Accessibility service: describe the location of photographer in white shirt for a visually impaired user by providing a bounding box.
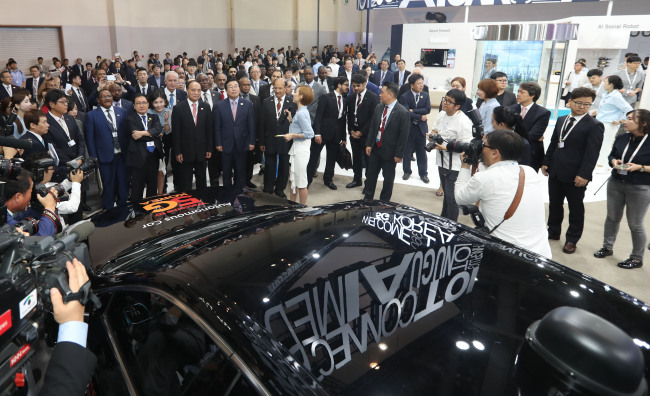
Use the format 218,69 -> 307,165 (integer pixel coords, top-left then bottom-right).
455,130 -> 552,258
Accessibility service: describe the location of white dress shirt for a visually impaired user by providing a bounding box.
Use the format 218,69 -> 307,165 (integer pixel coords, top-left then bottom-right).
455,161 -> 552,258
432,110 -> 473,171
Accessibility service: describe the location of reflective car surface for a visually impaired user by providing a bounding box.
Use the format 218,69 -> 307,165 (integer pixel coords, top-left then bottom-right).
87,187 -> 650,395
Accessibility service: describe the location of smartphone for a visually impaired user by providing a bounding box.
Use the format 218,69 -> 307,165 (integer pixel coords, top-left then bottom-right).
614,164 -> 631,170
106,75 -> 116,82
115,53 -> 120,58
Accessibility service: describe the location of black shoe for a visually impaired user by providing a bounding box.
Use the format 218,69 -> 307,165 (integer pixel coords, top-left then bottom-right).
402,173 -> 411,180
82,204 -> 92,212
421,175 -> 430,183
313,171 -> 319,178
617,257 -> 643,269
594,247 -> 613,258
258,168 -> 264,175
246,181 -> 257,188
275,191 -> 287,199
410,156 -> 415,161
346,181 -> 362,188
325,182 -> 337,190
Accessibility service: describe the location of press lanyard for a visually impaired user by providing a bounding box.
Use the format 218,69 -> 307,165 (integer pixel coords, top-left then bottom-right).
621,134 -> 648,164
625,71 -> 638,88
560,115 -> 581,142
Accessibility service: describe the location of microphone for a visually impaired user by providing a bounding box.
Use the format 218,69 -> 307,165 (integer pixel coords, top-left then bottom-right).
0,136 -> 32,150
47,221 -> 95,255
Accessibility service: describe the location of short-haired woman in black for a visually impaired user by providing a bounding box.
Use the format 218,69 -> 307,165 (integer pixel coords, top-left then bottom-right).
594,109 -> 650,269
491,106 -> 532,167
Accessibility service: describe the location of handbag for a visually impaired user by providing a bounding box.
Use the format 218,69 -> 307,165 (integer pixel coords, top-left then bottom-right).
337,145 -> 353,170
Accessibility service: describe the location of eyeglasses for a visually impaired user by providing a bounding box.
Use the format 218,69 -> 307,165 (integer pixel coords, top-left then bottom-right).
495,79 -> 508,83
483,142 -> 495,149
442,98 -> 456,105
572,101 -> 592,108
56,99 -> 68,104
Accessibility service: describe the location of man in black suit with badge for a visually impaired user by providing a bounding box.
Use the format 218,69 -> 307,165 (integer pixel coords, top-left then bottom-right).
26,65 -> 44,98
399,74 -> 431,183
346,73 -> 379,188
364,82 -> 410,201
44,90 -> 86,180
542,87 -> 604,254
0,71 -> 19,100
172,80 -> 214,192
259,78 -> 296,197
307,76 -> 349,189
126,93 -> 162,201
508,82 -> 551,172
20,109 -> 50,157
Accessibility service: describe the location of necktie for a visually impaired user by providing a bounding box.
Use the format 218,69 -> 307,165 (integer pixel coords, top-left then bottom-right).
220,90 -> 225,100
58,117 -> 70,138
5,86 -> 12,96
254,81 -> 258,94
377,105 -> 388,148
415,94 -> 420,106
337,95 -> 342,118
106,109 -> 120,153
105,110 -> 116,130
76,88 -> 86,111
355,94 -> 362,125
142,86 -> 147,94
562,117 -> 576,139
231,100 -> 237,120
192,102 -> 197,125
521,105 -> 528,118
276,99 -> 282,119
381,71 -> 385,83
34,79 -> 38,94
169,93 -> 174,108
115,101 -> 121,108
203,92 -> 209,104
141,115 -> 147,130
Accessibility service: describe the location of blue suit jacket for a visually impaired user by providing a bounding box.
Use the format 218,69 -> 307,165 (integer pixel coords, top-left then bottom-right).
85,106 -> 129,163
372,70 -> 394,87
398,90 -> 431,136
214,98 -> 256,154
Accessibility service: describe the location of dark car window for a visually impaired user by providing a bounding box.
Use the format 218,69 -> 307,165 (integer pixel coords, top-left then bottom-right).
99,291 -> 258,396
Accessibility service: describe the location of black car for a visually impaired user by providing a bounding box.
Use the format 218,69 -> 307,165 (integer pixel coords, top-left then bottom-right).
2,187 -> 649,395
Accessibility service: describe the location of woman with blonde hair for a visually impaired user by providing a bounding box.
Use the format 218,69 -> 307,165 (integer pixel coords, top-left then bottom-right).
284,85 -> 314,204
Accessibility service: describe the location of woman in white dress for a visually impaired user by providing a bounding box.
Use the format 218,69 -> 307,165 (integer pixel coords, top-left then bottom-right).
284,85 -> 314,204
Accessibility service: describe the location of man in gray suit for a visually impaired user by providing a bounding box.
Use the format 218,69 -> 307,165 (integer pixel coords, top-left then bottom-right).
363,82 -> 410,201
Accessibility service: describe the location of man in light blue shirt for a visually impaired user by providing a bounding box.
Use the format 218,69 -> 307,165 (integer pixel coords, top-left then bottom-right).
8,60 -> 26,88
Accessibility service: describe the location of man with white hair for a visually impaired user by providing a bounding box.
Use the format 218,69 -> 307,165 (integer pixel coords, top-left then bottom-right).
249,66 -> 268,96
164,71 -> 187,109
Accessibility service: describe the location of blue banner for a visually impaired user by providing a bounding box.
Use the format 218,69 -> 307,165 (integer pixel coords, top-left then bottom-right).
357,0 -> 601,11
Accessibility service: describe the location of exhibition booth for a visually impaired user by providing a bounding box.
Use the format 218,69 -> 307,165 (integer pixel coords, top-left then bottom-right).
393,15 -> 650,116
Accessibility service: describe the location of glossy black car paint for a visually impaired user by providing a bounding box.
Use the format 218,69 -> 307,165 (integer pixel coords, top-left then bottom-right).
89,187 -> 650,395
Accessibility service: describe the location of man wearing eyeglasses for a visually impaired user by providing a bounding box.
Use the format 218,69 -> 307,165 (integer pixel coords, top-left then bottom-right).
542,87 -> 604,254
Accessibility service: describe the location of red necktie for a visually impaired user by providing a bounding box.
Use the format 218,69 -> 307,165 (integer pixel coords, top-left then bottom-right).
276,99 -> 282,119
220,90 -> 225,100
377,105 -> 388,148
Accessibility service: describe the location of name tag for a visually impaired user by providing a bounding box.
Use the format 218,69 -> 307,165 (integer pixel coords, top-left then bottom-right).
67,139 -> 76,147
112,132 -> 118,138
146,141 -> 154,147
558,142 -> 564,149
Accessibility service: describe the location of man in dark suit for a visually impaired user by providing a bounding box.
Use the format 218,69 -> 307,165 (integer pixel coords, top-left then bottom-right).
259,78 -> 296,197
196,73 -> 221,187
81,63 -> 94,92
542,87 -> 604,254
20,109 -> 50,157
172,81 -> 213,192
364,82 -> 410,201
316,66 -> 333,94
393,59 -> 411,88
85,88 -> 130,209
126,94 -> 162,201
0,71 -> 19,100
370,60 -> 394,88
214,79 -> 256,191
399,74 -> 431,183
26,65 -> 44,98
148,64 -> 165,90
258,69 -> 283,102
163,71 -> 187,109
361,64 -> 382,96
133,67 -> 156,98
477,72 -> 517,108
307,76 -> 349,189
338,57 -> 360,86
346,73 -> 380,188
196,73 -> 218,110
44,90 -> 86,181
239,76 -> 262,189
69,74 -> 90,113
41,259 -> 97,396
508,82 -> 551,172
108,83 -> 133,115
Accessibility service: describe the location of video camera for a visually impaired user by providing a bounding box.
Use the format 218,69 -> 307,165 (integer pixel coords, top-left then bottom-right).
22,158 -> 70,214
425,108 -> 485,166
66,156 -> 97,179
0,222 -> 98,394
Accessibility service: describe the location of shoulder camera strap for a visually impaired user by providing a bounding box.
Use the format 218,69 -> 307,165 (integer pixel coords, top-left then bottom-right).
488,166 -> 525,235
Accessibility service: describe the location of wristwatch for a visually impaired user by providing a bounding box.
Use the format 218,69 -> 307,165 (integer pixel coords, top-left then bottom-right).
641,166 -> 646,173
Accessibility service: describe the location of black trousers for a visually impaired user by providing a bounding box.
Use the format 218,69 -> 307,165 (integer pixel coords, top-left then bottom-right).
263,152 -> 290,194
363,149 -> 396,201
221,150 -> 247,190
207,149 -> 221,187
307,138 -> 338,185
130,154 -> 159,202
402,130 -> 428,177
547,176 -> 586,243
174,160 -> 206,192
350,135 -> 368,182
245,150 -> 257,184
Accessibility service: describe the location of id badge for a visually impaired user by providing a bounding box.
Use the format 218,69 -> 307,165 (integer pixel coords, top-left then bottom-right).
376,132 -> 382,142
146,141 -> 155,153
112,131 -> 118,138
68,139 -> 76,147
558,142 -> 565,149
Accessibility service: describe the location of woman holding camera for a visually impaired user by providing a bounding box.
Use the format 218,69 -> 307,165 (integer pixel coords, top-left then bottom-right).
594,109 -> 650,269
283,85 -> 314,204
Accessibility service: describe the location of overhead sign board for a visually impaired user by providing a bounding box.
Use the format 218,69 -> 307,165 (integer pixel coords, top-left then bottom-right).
358,0 -> 601,11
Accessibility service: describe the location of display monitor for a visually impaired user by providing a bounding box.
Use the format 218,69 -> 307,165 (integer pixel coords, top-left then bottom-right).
420,48 -> 454,68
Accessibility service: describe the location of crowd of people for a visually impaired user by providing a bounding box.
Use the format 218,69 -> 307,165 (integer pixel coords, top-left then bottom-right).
0,45 -> 648,268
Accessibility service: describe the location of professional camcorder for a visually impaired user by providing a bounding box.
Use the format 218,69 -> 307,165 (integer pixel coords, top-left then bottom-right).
0,158 -> 23,179
24,158 -> 70,213
66,156 -> 97,179
0,222 -> 98,395
425,108 -> 485,166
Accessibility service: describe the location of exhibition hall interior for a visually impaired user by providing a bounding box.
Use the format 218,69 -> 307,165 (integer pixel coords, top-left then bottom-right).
1,0 -> 650,393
